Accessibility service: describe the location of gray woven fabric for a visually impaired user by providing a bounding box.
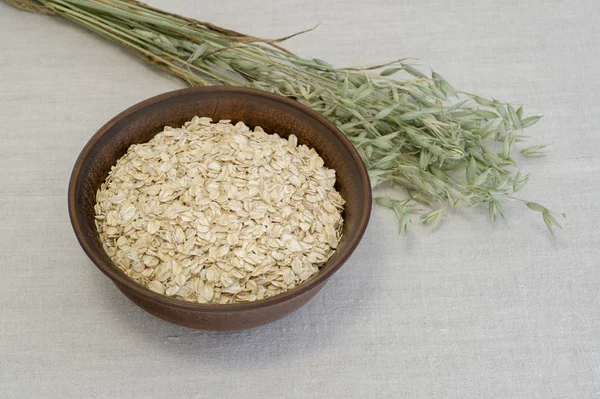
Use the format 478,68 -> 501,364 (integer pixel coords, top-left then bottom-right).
1,0 -> 598,397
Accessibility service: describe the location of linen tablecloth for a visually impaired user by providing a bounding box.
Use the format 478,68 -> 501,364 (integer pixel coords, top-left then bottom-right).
1,0 -> 598,397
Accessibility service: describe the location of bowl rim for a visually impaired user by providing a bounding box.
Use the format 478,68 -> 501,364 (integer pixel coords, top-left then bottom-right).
68,86 -> 371,312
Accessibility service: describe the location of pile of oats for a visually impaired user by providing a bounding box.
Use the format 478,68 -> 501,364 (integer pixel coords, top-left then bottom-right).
94,117 -> 344,304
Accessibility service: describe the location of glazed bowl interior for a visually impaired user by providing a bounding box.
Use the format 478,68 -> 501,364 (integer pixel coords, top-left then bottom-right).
69,87 -> 371,312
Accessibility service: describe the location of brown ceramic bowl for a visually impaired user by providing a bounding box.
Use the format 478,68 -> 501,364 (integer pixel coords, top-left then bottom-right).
69,87 -> 371,330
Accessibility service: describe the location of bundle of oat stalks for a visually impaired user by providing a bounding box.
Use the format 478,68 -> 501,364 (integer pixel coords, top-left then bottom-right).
8,0 -> 562,235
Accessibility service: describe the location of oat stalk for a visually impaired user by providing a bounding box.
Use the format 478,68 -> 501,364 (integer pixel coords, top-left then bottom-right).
7,0 -> 562,236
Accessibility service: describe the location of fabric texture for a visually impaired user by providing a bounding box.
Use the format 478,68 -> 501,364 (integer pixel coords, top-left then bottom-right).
0,0 -> 598,397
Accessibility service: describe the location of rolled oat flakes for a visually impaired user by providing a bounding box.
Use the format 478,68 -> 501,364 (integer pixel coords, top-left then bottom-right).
94,117 -> 344,304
